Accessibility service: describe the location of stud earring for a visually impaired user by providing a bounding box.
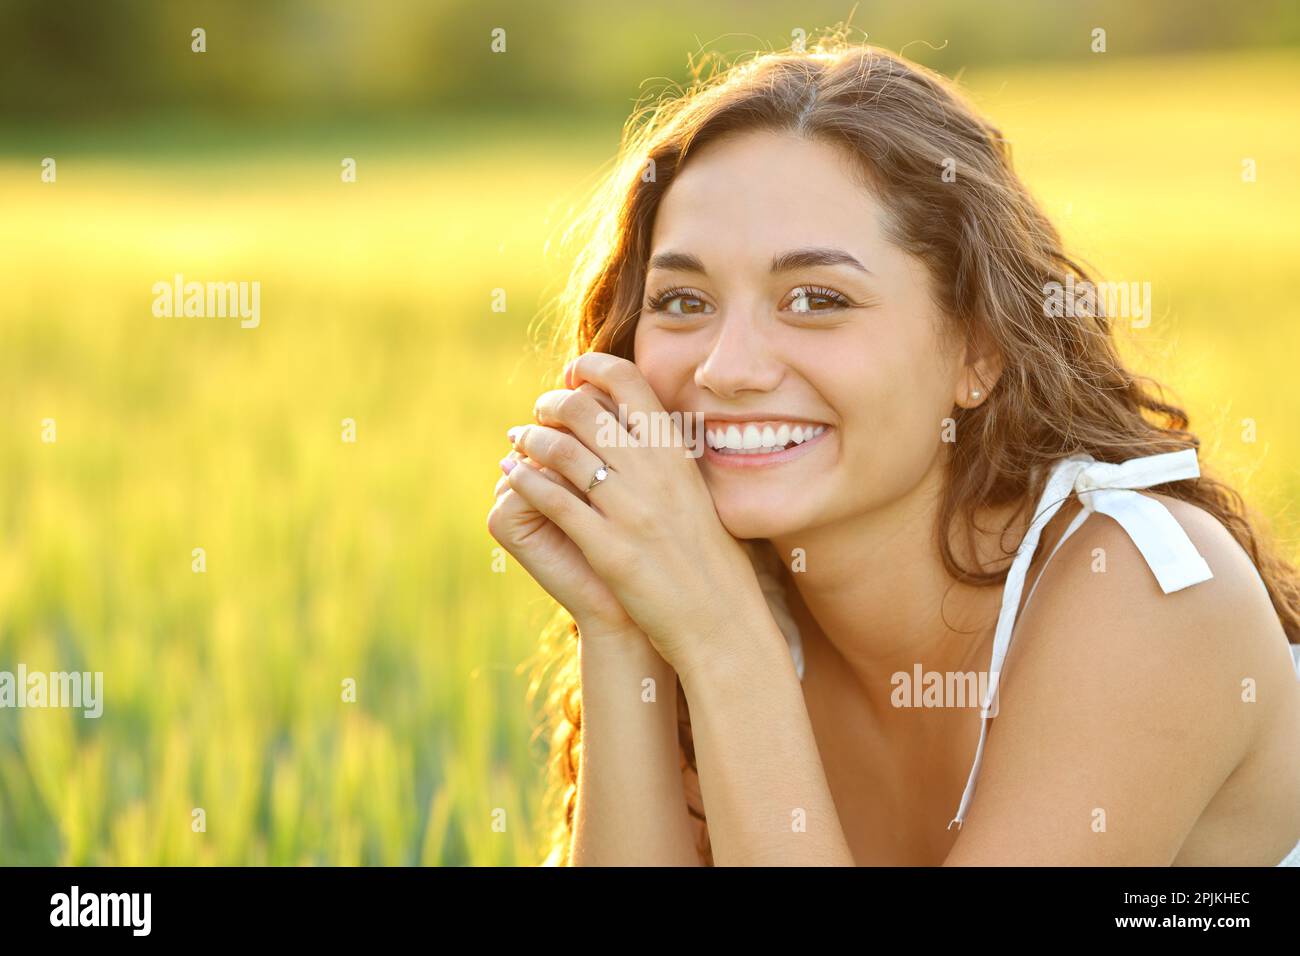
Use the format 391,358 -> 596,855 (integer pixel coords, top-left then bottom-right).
971,389 -> 982,400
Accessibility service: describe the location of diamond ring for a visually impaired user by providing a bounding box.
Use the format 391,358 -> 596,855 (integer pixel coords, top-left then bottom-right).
586,462 -> 613,492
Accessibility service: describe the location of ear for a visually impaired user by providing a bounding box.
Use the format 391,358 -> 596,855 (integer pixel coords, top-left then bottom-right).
953,335 -> 1004,410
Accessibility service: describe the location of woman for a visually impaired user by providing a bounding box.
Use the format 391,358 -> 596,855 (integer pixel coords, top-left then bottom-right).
487,42 -> 1300,866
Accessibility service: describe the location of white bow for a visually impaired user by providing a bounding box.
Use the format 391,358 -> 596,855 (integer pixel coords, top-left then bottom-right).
947,448 -> 1213,830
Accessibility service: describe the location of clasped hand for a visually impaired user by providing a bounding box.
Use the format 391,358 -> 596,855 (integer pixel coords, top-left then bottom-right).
488,352 -> 772,675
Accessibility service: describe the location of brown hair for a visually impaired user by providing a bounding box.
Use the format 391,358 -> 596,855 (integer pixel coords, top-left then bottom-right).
525,38 -> 1300,866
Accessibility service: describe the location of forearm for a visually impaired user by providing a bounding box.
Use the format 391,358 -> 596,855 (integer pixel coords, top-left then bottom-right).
677,613 -> 856,866
569,627 -> 702,866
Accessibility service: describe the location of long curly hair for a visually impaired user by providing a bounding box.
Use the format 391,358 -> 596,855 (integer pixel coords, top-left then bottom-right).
523,38 -> 1300,866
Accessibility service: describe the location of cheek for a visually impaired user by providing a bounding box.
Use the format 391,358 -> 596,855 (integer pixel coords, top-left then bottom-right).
824,329 -> 956,492
632,327 -> 692,401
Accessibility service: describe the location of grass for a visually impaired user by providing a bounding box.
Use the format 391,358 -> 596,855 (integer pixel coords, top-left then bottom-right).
0,49 -> 1296,864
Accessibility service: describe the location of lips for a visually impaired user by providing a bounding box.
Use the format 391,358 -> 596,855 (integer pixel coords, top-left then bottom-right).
704,420 -> 826,455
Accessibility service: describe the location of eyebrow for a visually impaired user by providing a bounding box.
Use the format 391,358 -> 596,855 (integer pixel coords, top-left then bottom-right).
646,246 -> 871,276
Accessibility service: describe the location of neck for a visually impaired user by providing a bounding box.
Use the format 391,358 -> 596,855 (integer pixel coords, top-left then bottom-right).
769,454 -> 1016,701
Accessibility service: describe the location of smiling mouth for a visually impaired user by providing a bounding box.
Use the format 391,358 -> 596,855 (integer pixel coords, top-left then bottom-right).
704,420 -> 828,456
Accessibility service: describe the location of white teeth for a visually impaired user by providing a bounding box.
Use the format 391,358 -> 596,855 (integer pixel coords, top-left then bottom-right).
704,422 -> 828,454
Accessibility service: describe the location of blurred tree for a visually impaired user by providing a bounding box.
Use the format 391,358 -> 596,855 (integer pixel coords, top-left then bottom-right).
0,0 -> 1297,121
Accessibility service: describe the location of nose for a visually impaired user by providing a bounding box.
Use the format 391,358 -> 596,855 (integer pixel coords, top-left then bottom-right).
694,310 -> 785,399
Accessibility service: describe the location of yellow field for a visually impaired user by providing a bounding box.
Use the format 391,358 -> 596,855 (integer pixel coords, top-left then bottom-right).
0,49 -> 1296,864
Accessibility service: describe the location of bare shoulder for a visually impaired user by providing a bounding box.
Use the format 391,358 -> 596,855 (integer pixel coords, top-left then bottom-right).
945,490 -> 1295,864
1012,491 -> 1293,749
1023,491 -> 1290,686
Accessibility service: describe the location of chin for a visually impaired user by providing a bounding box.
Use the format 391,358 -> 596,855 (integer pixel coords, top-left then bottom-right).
712,496 -> 818,542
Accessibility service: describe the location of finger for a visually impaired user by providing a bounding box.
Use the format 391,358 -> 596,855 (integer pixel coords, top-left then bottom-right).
535,462 -> 588,498
497,452 -> 587,500
564,353 -> 678,450
506,454 -> 601,551
565,352 -> 664,416
495,450 -> 522,497
575,382 -> 618,416
523,456 -> 590,498
508,424 -> 609,496
532,387 -> 629,458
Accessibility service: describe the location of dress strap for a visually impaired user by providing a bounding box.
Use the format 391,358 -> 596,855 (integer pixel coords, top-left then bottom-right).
947,448 -> 1213,830
745,540 -> 805,679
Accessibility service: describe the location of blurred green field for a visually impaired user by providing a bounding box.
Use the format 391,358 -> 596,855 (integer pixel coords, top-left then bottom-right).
1,49 -> 1297,864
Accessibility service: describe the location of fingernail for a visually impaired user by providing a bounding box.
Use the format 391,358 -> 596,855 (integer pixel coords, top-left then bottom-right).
506,426 -> 521,444
500,457 -> 518,476
563,360 -> 574,388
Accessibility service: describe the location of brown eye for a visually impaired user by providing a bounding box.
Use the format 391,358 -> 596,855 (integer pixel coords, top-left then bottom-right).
647,287 -> 714,316
669,295 -> 709,314
786,285 -> 850,313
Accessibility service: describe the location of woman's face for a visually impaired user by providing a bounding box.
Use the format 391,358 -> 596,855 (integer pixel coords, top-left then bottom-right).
633,129 -> 970,540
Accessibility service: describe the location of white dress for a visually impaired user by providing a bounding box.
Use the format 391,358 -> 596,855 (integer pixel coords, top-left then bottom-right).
749,448 -> 1300,866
